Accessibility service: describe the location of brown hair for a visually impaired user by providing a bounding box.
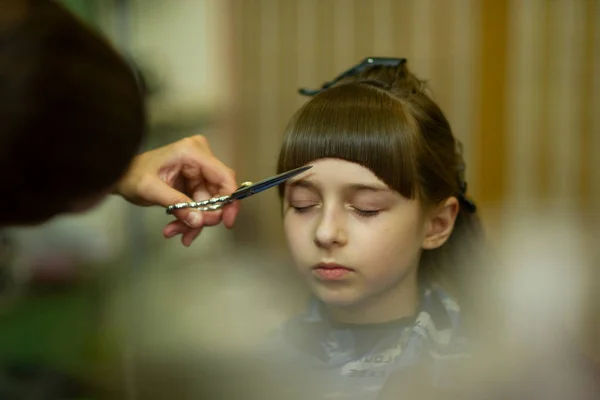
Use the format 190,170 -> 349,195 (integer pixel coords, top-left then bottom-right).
277,61 -> 485,299
0,0 -> 146,225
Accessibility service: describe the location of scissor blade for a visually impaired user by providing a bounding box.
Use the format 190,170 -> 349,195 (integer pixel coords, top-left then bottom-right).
231,165 -> 312,201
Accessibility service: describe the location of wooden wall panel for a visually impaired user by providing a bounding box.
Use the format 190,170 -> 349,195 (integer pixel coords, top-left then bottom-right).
226,0 -> 599,247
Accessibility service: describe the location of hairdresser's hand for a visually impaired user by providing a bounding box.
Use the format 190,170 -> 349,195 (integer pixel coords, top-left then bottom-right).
114,135 -> 240,246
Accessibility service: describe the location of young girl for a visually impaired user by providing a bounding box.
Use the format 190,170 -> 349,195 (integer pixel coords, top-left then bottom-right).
264,57 -> 485,399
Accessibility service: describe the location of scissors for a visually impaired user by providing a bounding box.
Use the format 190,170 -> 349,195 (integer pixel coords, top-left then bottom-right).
165,165 -> 312,214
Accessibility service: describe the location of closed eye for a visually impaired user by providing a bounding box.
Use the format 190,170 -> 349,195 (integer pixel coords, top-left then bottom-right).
292,205 -> 316,213
352,208 -> 380,218
292,206 -> 380,217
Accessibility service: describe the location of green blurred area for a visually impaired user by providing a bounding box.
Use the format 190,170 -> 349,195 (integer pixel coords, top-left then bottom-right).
0,285 -> 100,373
58,0 -> 99,27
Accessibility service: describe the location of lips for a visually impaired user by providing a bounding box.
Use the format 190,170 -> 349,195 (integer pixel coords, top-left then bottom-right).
313,262 -> 354,271
312,262 -> 354,280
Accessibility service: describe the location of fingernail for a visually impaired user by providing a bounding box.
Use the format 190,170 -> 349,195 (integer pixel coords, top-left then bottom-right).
186,211 -> 202,228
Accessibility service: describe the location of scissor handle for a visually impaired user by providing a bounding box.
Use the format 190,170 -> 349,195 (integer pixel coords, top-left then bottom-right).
165,182 -> 254,215
165,195 -> 229,214
164,165 -> 312,215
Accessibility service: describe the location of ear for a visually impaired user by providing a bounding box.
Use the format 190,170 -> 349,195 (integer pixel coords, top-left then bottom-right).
422,197 -> 460,250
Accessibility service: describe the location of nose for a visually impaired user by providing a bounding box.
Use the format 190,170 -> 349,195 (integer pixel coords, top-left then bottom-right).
313,206 -> 348,249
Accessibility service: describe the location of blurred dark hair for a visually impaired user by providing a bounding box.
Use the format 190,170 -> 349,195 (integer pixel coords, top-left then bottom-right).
0,0 -> 146,225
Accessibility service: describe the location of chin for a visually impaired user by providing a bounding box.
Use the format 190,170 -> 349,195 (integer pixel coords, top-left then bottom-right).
311,285 -> 364,308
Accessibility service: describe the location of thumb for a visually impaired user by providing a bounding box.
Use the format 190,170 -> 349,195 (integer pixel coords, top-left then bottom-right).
141,176 -> 205,229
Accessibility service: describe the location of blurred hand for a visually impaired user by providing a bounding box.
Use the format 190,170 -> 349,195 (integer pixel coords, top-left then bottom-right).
114,135 -> 240,246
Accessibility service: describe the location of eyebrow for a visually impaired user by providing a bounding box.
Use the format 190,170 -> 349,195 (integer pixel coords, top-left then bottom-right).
287,179 -> 391,193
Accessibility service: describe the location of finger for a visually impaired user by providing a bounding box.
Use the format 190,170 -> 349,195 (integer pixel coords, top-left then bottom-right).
222,201 -> 241,229
200,208 -> 225,227
147,179 -> 207,229
163,220 -> 188,238
185,185 -> 225,228
140,175 -> 194,207
172,208 -> 204,229
138,175 -> 208,228
181,152 -> 238,195
170,186 -> 222,228
181,227 -> 203,247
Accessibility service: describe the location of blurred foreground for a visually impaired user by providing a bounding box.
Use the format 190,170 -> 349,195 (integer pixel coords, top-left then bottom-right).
93,204 -> 599,399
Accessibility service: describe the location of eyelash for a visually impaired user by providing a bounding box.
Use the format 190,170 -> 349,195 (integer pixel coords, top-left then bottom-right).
291,206 -> 380,218
353,209 -> 380,218
291,206 -> 313,214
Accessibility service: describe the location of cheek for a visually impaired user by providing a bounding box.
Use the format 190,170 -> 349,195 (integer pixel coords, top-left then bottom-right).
354,225 -> 397,259
283,214 -> 309,251
351,218 -> 423,272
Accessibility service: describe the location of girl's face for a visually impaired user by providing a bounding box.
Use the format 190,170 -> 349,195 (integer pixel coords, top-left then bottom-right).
283,158 -> 448,323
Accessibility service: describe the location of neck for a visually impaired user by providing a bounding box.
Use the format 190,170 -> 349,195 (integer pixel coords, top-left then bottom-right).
325,269 -> 420,324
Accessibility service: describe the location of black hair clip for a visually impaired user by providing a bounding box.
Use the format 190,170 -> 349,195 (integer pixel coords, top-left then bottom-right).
458,182 -> 477,213
454,141 -> 476,213
298,57 -> 407,96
